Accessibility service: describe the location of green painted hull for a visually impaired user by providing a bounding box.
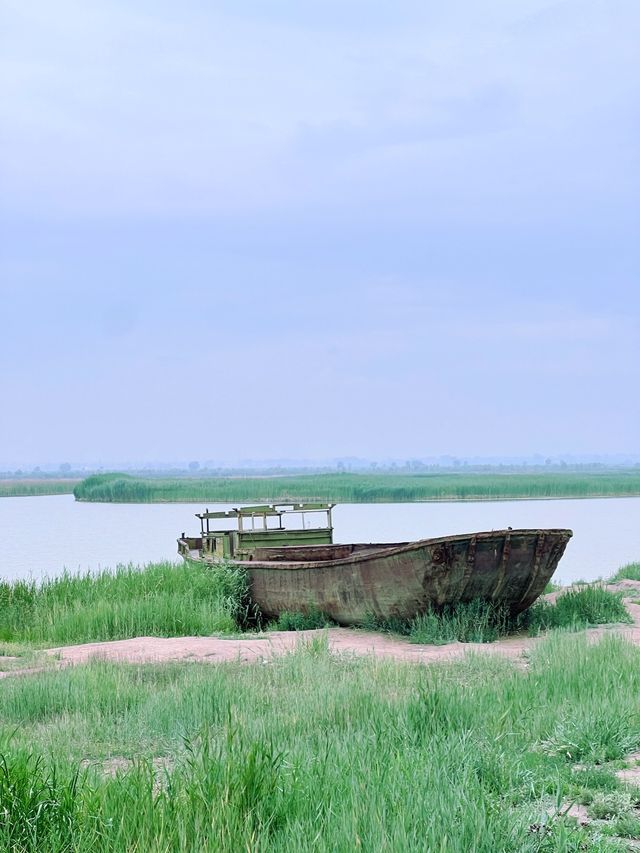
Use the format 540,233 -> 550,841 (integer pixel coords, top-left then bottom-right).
182,528 -> 572,626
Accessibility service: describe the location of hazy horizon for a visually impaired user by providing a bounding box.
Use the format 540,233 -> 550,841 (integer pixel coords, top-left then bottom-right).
3,452 -> 640,475
2,1 -> 638,464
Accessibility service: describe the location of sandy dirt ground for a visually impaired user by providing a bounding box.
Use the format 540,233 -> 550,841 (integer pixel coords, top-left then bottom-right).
3,581 -> 640,678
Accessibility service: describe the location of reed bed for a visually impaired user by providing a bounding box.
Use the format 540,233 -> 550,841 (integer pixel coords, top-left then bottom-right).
0,561 -> 251,645
73,470 -> 640,503
1,633 -> 639,851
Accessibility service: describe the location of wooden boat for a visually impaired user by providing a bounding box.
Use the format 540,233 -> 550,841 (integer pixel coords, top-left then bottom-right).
177,503 -> 572,626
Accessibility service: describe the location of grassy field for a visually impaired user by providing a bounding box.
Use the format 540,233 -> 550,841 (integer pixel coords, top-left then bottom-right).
1,562 -> 639,850
0,478 -> 79,498
2,633 -> 640,850
73,469 -> 640,503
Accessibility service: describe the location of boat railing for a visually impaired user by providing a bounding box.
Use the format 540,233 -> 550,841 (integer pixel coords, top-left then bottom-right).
196,503 -> 334,536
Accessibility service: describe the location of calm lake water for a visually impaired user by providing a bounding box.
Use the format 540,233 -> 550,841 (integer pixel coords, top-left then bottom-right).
1,494 -> 639,584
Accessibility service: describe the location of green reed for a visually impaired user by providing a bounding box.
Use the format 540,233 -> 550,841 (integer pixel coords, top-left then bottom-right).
0,561 -> 251,645
73,469 -> 640,503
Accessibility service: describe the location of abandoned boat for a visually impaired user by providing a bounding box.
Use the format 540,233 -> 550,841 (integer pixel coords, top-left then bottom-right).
177,503 -> 572,626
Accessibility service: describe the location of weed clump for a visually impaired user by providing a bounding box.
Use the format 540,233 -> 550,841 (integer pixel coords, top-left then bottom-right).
409,599 -> 521,644
587,790 -> 634,820
610,812 -> 640,838
528,586 -> 631,634
365,599 -> 524,644
553,712 -> 640,763
570,766 -> 620,794
272,609 -> 333,631
609,562 -> 640,582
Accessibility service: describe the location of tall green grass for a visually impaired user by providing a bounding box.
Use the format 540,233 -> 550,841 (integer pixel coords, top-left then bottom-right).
0,633 -> 638,851
609,562 -> 640,582
527,586 -> 632,633
363,587 -> 631,645
73,469 -> 640,503
408,599 -> 520,644
0,561 -> 252,645
272,608 -> 333,631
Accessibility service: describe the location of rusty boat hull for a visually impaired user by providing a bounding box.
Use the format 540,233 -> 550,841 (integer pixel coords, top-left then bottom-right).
181,528 -> 572,626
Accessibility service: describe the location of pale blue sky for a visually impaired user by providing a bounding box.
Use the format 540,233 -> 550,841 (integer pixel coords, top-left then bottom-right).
1,0 -> 638,466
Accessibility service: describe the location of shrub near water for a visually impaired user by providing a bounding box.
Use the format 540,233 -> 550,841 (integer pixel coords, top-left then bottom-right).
0,561 -> 251,645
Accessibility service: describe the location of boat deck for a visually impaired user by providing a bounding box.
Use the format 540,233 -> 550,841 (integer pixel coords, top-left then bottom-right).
186,542 -> 407,566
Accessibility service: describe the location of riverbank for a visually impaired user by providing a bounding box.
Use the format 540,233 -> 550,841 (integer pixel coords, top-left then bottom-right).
2,564 -> 640,850
72,469 -> 640,503
1,557 -> 638,657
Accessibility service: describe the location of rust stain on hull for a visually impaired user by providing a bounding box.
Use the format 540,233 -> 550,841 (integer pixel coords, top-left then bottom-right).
184,528 -> 572,626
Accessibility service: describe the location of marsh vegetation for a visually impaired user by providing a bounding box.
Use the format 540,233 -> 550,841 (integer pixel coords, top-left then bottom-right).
73,469 -> 640,503
1,561 -> 639,850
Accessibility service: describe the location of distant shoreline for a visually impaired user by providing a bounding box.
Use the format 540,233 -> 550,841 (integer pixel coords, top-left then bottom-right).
69,470 -> 640,504
0,479 -> 80,498
4,470 -> 640,504
71,493 -> 640,505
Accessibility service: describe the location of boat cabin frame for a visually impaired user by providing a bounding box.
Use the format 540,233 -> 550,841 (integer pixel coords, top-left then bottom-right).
182,503 -> 335,561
